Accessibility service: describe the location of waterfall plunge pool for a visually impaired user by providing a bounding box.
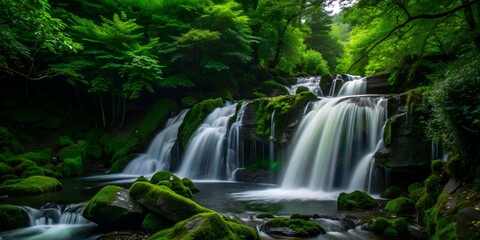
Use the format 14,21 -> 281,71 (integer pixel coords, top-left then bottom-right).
0,175 -> 391,240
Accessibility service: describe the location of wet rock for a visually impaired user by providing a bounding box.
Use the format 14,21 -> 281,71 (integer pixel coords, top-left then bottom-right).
233,168 -> 269,183
83,186 -> 144,229
442,179 -> 462,194
261,217 -> 326,238
456,207 -> 480,240
337,191 -> 379,210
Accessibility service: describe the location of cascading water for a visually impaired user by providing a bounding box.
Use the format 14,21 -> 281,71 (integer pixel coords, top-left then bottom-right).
269,110 -> 276,183
176,103 -> 237,180
286,76 -> 323,96
226,101 -> 249,180
281,78 -> 387,192
123,110 -> 188,175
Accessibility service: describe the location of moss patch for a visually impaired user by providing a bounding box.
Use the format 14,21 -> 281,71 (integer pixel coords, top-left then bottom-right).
181,177 -> 199,193
150,171 -> 193,199
262,217 -> 326,238
384,197 -> 415,214
0,176 -> 62,196
18,149 -> 54,166
0,204 -> 29,231
61,157 -> 84,177
337,191 -> 379,210
380,186 -> 402,199
142,213 -> 175,232
178,98 -> 223,148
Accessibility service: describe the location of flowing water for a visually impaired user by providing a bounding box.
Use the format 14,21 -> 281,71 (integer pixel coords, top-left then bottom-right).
176,103 -> 237,180
226,101 -> 249,180
123,109 -> 188,175
286,76 -> 324,96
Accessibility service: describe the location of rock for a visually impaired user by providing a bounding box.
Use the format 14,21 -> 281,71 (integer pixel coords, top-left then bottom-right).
261,217 -> 326,238
365,73 -> 392,94
380,186 -> 402,199
384,197 -> 415,214
129,181 -> 210,223
181,178 -> 200,193
0,204 -> 29,231
233,168 -> 269,183
337,191 -> 379,210
256,212 -> 274,219
0,176 -> 62,196
83,186 -> 144,229
141,213 -> 174,232
456,207 -> 480,240
150,212 -> 259,240
442,179 -> 462,194
150,170 -> 193,198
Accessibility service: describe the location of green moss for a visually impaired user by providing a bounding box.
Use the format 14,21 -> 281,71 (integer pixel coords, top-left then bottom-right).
56,135 -> 74,147
0,174 -> 18,184
61,157 -> 84,177
150,171 -> 193,199
384,197 -> 415,214
290,213 -> 311,221
406,86 -> 429,117
86,143 -> 103,160
369,217 -> 392,233
0,176 -> 62,196
21,165 -> 47,178
129,182 -> 210,222
445,154 -> 465,179
410,187 -> 425,202
337,191 -> 379,210
295,86 -> 309,94
181,96 -> 199,107
181,178 -> 199,193
0,205 -> 29,231
142,213 -> 174,232
135,176 -> 149,183
262,217 -> 326,238
257,80 -> 289,97
256,212 -> 274,219
18,149 -> 54,166
0,127 -> 23,153
178,98 -> 223,148
383,118 -> 393,146
392,218 -> 408,237
431,222 -> 456,240
380,186 -> 402,199
58,141 -> 88,162
14,160 -> 37,175
149,212 -> 259,240
425,175 -> 443,195
431,159 -> 445,176
384,227 -> 398,240
0,162 -> 14,175
250,91 -> 267,99
408,182 -> 423,194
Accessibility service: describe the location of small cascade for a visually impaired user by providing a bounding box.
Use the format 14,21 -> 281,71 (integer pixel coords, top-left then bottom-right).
177,103 -> 237,180
226,101 -> 249,180
19,202 -> 90,226
286,76 -> 323,96
123,109 -> 188,175
281,79 -> 387,192
328,75 -> 344,97
337,77 -> 366,96
269,110 -> 276,183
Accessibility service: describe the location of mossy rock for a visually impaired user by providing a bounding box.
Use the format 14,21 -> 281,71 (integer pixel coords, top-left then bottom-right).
83,186 -> 144,229
178,98 -> 223,148
20,165 -> 48,178
56,135 -> 74,148
250,91 -> 267,99
290,213 -> 311,221
150,171 -> 193,199
261,217 -> 326,238
257,80 -> 289,97
256,212 -> 274,219
408,182 -> 423,194
0,174 -> 18,184
337,191 -> 379,210
135,176 -> 149,183
431,159 -> 445,176
58,141 -> 88,162
384,197 -> 415,214
129,181 -> 210,223
0,162 -> 14,175
295,86 -> 309,94
61,157 -> 84,177
149,212 -> 259,240
18,149 -> 54,166
141,213 -> 175,232
381,186 -> 402,199
181,178 -> 199,193
0,205 -> 29,231
181,96 -> 199,107
0,176 -> 62,196
14,159 -> 37,175
369,217 -> 392,234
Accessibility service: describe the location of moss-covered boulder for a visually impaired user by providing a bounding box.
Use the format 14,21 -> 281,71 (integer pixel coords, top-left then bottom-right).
60,157 -> 84,177
56,135 -> 74,148
261,217 -> 326,238
129,181 -> 210,223
149,212 -> 259,240
257,80 -> 289,97
142,213 -> 175,232
150,171 -> 193,198
337,191 -> 379,210
256,212 -> 275,219
384,197 -> 415,214
83,185 -> 144,229
18,149 -> 54,166
58,141 -> 88,162
0,205 -> 29,231
0,162 -> 14,175
368,217 -> 409,240
178,98 -> 223,148
0,176 -> 62,196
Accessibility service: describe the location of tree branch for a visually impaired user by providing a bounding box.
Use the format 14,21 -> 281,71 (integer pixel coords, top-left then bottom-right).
347,0 -> 480,72
0,67 -> 62,81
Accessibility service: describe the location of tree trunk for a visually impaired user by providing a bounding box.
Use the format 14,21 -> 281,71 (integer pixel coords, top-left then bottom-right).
269,16 -> 297,69
461,0 -> 480,52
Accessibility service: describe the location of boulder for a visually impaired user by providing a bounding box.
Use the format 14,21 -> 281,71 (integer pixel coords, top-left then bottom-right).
456,207 -> 480,240
337,191 -> 379,210
0,204 -> 29,231
384,197 -> 415,214
129,181 -> 210,223
149,212 -> 259,240
0,176 -> 62,196
233,168 -> 269,183
83,186 -> 144,229
150,170 -> 193,198
261,217 -> 326,238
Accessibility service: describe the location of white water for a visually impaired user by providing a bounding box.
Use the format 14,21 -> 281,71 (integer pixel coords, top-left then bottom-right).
176,103 -> 237,180
281,78 -> 387,192
269,110 -> 276,182
286,76 -> 323,96
123,109 -> 188,175
226,101 -> 249,180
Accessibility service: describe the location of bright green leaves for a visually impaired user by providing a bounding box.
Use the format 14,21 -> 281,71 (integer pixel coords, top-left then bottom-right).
176,29 -> 221,46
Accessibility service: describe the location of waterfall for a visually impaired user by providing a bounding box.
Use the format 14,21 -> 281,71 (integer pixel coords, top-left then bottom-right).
123,109 -> 188,175
286,76 -> 323,96
269,110 -> 276,183
226,101 -> 249,180
337,77 -> 366,96
176,103 -> 237,180
281,80 -> 387,192
19,203 -> 90,226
